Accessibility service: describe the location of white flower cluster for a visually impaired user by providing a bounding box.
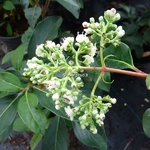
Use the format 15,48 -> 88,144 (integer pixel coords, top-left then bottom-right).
82,8 -> 125,46
64,95 -> 117,134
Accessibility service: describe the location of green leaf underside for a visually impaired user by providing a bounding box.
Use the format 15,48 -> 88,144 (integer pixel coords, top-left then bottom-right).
18,93 -> 47,134
0,72 -> 23,92
104,42 -> 134,69
25,7 -> 41,28
0,95 -> 18,135
42,116 -> 69,150
73,122 -> 107,150
143,108 -> 150,138
28,16 -> 63,58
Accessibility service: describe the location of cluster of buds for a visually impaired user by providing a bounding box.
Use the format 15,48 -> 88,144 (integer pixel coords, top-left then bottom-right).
82,8 -> 125,46
23,7 -> 123,134
64,95 -> 117,134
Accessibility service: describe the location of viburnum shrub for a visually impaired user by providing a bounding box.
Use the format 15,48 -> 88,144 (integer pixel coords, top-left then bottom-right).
0,8 -> 150,150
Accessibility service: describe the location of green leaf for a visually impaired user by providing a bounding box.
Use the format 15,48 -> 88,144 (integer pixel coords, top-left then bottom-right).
0,95 -> 18,135
18,93 -> 47,134
0,72 -> 23,92
6,23 -> 13,36
104,42 -> 134,69
42,116 -> 69,150
142,108 -> 150,138
1,51 -> 13,64
30,133 -> 43,150
28,16 -> 63,58
33,88 -> 68,119
0,91 -> 9,98
143,28 -> 150,41
13,117 -> 29,132
25,7 -> 42,28
11,44 -> 26,71
2,1 -> 15,10
146,74 -> 150,90
73,122 -> 107,150
56,0 -> 83,18
20,0 -> 29,9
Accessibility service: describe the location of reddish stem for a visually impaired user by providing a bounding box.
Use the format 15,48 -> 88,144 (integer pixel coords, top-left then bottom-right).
80,66 -> 148,78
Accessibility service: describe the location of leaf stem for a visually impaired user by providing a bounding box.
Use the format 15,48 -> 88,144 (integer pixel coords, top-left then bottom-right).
80,66 -> 148,78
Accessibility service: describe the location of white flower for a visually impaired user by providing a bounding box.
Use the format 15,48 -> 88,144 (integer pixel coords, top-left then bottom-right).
83,55 -> 94,64
99,113 -> 105,120
55,101 -> 60,110
116,26 -> 125,37
36,44 -> 45,57
111,98 -> 117,104
90,127 -> 97,134
61,37 -> 74,51
82,21 -> 90,28
105,8 -> 116,17
64,106 -> 74,121
64,94 -> 74,105
89,44 -> 97,56
76,34 -> 89,43
84,28 -> 93,34
52,93 -> 59,101
46,40 -> 55,48
27,62 -> 37,69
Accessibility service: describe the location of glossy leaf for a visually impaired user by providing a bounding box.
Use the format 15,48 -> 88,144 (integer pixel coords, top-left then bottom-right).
146,74 -> 150,90
0,95 -> 18,135
13,117 -> 29,132
104,42 -> 134,69
33,88 -> 68,119
28,16 -> 63,58
73,122 -> 107,150
25,7 -> 42,28
56,0 -> 83,18
11,44 -> 27,71
143,108 -> 150,138
18,93 -> 47,134
42,116 -> 69,150
0,72 -> 23,92
30,133 -> 43,150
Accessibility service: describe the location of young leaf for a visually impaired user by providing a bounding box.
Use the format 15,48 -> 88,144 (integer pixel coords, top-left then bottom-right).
30,133 -> 43,150
0,95 -> 18,135
42,116 -> 69,150
55,0 -> 83,18
73,122 -> 107,150
25,7 -> 42,28
104,42 -> 134,69
33,88 -> 68,119
28,16 -> 63,58
11,44 -> 27,71
142,108 -> 150,138
18,92 -> 47,134
146,74 -> 150,90
0,72 -> 23,92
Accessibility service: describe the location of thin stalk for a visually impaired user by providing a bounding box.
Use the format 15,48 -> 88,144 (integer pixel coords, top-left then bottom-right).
80,66 -> 148,78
